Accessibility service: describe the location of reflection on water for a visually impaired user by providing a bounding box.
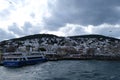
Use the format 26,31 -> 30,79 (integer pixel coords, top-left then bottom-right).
1,60 -> 120,80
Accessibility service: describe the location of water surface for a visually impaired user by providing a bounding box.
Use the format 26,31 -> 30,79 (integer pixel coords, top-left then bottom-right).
0,60 -> 120,80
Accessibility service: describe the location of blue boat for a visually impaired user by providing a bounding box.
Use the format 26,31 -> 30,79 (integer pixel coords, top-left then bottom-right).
2,52 -> 47,67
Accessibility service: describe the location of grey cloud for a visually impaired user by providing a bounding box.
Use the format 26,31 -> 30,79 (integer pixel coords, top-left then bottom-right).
22,22 -> 43,35
0,29 -> 15,41
87,24 -> 120,38
44,0 -> 120,30
93,26 -> 120,38
8,22 -> 32,36
72,27 -> 88,35
8,22 -> 42,36
8,23 -> 23,35
66,28 -> 88,36
23,22 -> 32,31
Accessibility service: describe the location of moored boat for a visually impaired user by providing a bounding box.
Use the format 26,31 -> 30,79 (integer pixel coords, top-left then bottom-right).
2,52 -> 47,67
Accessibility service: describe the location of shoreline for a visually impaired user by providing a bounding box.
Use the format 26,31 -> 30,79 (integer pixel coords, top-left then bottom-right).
47,55 -> 120,61
1,55 -> 120,66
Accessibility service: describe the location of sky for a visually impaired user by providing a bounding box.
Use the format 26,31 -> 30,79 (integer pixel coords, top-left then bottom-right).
0,0 -> 120,41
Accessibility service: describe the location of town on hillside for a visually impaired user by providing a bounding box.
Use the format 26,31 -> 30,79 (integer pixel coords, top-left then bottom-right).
0,34 -> 120,60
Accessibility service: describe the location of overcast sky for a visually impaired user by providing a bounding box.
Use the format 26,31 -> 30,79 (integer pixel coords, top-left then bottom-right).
0,0 -> 120,41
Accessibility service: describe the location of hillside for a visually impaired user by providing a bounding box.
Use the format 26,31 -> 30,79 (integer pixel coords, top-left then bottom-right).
0,34 -> 120,59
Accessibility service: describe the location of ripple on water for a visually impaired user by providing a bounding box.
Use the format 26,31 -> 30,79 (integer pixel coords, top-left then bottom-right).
1,60 -> 120,80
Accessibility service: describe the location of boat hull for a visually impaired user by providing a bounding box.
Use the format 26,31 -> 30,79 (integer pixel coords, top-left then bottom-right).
3,61 -> 23,67
3,58 -> 47,67
25,58 -> 47,65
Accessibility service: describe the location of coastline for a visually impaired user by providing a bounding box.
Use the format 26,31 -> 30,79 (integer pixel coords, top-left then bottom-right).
46,54 -> 120,61
1,54 -> 120,67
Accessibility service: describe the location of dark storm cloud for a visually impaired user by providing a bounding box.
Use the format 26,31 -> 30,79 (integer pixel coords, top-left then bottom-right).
44,0 -> 120,30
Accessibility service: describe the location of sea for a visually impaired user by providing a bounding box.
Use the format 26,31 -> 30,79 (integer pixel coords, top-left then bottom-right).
0,60 -> 120,80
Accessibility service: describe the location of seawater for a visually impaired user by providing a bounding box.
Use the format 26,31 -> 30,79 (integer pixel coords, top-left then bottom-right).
0,60 -> 120,80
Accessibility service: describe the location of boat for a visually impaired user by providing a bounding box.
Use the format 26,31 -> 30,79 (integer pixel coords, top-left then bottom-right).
2,52 -> 47,67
